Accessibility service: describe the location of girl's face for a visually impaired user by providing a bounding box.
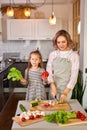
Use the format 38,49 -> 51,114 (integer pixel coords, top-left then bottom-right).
57,36 -> 69,51
30,54 -> 41,68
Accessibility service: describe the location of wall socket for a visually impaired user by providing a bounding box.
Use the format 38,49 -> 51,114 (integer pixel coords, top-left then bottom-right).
35,41 -> 41,50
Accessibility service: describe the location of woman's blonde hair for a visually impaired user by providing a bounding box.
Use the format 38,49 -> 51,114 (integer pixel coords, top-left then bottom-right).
52,30 -> 75,49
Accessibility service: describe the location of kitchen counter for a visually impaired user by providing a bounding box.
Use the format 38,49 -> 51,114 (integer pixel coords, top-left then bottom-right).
0,62 -> 13,74
12,99 -> 87,130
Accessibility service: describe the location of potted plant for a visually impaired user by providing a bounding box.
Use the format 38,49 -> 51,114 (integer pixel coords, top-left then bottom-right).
71,70 -> 86,105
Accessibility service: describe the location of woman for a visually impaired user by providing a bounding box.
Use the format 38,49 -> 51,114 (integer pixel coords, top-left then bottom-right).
46,30 -> 79,102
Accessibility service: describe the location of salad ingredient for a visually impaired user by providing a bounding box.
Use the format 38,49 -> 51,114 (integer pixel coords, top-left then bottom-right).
41,71 -> 49,77
30,101 -> 39,107
45,110 -> 77,124
36,115 -> 41,118
21,117 -> 26,122
19,104 -> 27,112
7,67 -> 22,81
44,103 -> 52,108
20,110 -> 45,122
29,115 -> 35,120
76,111 -> 86,121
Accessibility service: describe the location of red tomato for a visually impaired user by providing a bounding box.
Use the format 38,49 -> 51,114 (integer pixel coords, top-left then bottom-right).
29,115 -> 34,120
36,115 -> 41,118
21,117 -> 26,122
76,111 -> 86,121
41,71 -> 49,77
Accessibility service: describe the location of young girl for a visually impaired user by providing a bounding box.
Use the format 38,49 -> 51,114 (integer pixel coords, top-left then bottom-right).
20,50 -> 47,101
46,30 -> 79,102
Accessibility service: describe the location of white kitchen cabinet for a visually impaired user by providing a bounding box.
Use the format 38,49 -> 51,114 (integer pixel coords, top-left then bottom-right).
36,19 -> 62,40
2,19 -> 35,40
2,19 -> 62,41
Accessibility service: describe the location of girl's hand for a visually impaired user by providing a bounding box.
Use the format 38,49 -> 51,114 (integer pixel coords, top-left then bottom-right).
59,93 -> 67,103
20,78 -> 27,85
41,76 -> 48,83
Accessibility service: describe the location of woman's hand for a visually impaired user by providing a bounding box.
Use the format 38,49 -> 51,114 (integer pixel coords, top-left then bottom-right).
60,88 -> 71,103
60,93 -> 67,103
50,82 -> 57,97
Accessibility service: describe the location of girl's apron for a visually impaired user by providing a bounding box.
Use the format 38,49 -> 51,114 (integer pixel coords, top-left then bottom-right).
49,56 -> 72,100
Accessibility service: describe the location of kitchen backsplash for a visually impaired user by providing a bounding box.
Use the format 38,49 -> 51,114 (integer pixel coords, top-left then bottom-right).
0,40 -> 53,61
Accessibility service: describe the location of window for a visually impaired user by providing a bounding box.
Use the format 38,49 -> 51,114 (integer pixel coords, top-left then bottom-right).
73,0 -> 80,51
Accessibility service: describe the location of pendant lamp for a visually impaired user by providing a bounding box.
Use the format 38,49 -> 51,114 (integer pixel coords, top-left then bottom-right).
49,0 -> 56,25
24,0 -> 31,17
6,0 -> 14,17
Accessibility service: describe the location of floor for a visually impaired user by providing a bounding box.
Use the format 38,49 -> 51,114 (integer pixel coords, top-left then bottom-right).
0,93 -> 25,130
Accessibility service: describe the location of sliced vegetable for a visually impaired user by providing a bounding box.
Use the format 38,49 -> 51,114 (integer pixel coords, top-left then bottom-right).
7,67 -> 23,81
30,101 -> 39,107
19,104 -> 27,112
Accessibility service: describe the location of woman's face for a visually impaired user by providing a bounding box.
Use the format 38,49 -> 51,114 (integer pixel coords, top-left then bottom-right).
57,36 -> 69,51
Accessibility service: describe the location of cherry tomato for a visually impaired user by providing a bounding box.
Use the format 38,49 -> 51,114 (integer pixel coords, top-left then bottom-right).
36,115 -> 41,118
29,115 -> 34,120
76,111 -> 86,121
21,117 -> 26,122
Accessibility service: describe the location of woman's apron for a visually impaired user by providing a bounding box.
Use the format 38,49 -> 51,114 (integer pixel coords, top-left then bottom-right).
49,56 -> 72,100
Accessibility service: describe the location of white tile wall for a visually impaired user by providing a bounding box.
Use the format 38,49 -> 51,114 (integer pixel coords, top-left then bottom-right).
1,40 -> 54,60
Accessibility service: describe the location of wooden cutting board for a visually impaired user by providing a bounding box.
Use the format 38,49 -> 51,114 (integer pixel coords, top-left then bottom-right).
58,117 -> 87,126
12,116 -> 45,126
30,100 -> 71,111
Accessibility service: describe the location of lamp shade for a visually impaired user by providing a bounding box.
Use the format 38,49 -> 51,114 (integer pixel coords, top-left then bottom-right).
6,7 -> 14,17
24,7 -> 31,17
49,12 -> 56,25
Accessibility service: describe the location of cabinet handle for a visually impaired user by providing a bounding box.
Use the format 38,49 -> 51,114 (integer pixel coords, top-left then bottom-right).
46,38 -> 51,40
3,78 -> 8,81
18,38 -> 24,40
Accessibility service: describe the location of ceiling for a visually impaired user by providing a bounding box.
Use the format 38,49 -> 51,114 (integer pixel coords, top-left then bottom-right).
0,0 -> 73,5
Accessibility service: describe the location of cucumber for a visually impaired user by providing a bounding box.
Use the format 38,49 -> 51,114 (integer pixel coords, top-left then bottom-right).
19,104 -> 27,112
30,102 -> 39,107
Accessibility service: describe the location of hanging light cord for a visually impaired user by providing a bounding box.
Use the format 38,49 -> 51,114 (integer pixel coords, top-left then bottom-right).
52,0 -> 53,13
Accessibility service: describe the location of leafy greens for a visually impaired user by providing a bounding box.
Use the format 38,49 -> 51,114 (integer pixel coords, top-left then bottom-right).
45,110 -> 76,124
7,67 -> 23,81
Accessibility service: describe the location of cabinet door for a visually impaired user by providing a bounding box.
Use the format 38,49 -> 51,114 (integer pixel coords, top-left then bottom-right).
7,19 -> 35,40
36,19 -> 62,40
